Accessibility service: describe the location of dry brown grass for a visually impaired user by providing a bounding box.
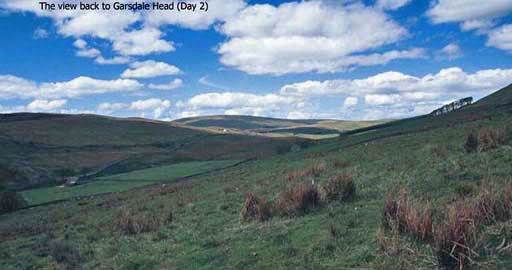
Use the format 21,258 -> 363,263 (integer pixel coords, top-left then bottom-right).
114,207 -> 172,235
434,201 -> 477,270
465,127 -> 509,153
382,188 -> 432,242
240,193 -> 272,222
322,173 -> 356,202
275,182 -> 322,216
434,180 -> 512,269
285,162 -> 327,181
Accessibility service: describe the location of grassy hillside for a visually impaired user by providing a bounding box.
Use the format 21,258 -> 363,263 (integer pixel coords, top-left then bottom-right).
0,114 -> 308,189
22,160 -> 240,206
1,85 -> 512,269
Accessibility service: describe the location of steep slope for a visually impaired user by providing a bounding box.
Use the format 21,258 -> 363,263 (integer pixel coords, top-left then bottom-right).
474,83 -> 512,106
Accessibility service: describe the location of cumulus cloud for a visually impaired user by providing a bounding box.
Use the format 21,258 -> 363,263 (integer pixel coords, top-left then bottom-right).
173,91 -> 302,119
130,98 -> 171,118
487,24 -> 512,53
33,28 -> 49,39
0,0 -> 175,56
186,92 -> 295,109
95,56 -> 131,65
460,19 -> 496,32
0,74 -> 143,99
427,0 -> 512,24
121,61 -> 181,79
217,1 -> 416,75
111,27 -> 175,56
343,97 -> 358,109
26,99 -> 67,111
73,39 -> 101,58
437,43 -> 463,60
376,0 -> 412,10
280,67 -> 512,99
148,79 -> 183,90
278,67 -> 512,119
146,0 -> 246,30
97,102 -> 128,113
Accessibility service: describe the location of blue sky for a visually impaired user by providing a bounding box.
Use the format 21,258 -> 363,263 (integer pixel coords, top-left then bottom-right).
1,0 -> 512,120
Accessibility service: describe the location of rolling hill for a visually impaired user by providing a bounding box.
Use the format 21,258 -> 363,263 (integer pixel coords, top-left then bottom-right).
0,113 -> 309,190
1,84 -> 512,270
173,115 -> 389,138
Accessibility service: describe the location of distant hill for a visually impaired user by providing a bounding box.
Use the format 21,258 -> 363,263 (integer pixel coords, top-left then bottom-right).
0,113 -> 308,189
174,115 -> 389,137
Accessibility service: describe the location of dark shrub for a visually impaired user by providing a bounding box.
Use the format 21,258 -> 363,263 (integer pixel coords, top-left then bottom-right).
240,193 -> 272,222
454,183 -> 476,198
464,131 -> 479,153
276,182 -> 322,216
276,144 -> 292,155
332,159 -> 350,168
322,173 -> 356,202
0,190 -> 27,214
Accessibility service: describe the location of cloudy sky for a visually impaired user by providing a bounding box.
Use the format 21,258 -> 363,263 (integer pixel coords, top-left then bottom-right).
1,0 -> 512,120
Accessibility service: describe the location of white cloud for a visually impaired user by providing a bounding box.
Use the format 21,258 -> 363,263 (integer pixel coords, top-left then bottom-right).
73,39 -> 87,49
0,74 -> 143,99
487,24 -> 512,53
343,97 -> 358,109
217,1 -> 413,75
33,28 -> 49,39
279,67 -> 512,100
111,27 -> 175,56
460,19 -> 496,32
437,43 -> 463,60
73,39 -> 101,58
95,56 -> 131,65
146,0 -> 246,30
26,99 -> 67,111
130,98 -> 171,118
364,94 -> 400,105
186,92 -> 295,109
0,1 -> 174,56
427,0 -> 512,24
148,79 -> 183,90
97,102 -> 128,112
121,60 -> 181,78
376,0 -> 412,10
278,67 -> 512,119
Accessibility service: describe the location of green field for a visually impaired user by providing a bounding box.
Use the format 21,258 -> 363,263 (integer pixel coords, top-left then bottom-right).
21,160 -> 240,206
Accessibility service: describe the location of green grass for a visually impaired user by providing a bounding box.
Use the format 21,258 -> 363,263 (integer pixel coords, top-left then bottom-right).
21,160 -> 240,206
2,86 -> 512,269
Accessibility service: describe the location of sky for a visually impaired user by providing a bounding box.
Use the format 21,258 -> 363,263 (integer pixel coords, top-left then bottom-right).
0,0 -> 512,121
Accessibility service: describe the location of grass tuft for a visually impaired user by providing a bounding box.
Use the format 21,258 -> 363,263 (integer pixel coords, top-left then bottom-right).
276,182 -> 322,216
382,188 -> 432,241
114,207 -> 171,235
285,162 -> 327,181
321,173 -> 356,202
240,193 -> 272,222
